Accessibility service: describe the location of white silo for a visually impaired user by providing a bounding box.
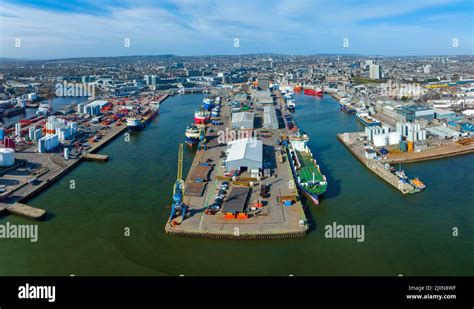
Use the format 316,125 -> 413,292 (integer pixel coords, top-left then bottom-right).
388,132 -> 401,145
0,148 -> 15,167
373,134 -> 388,147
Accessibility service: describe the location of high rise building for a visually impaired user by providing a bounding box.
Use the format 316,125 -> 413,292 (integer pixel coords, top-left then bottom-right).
258,77 -> 270,90
369,64 -> 381,79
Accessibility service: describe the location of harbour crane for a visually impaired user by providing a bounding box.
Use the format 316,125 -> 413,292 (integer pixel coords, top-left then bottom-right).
169,143 -> 186,223
197,126 -> 207,151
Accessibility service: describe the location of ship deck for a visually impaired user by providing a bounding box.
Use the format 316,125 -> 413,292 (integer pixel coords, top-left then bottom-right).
296,150 -> 325,182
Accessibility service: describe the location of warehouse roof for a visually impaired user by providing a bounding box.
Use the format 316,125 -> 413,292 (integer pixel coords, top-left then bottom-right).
223,187 -> 250,213
226,138 -> 262,163
426,126 -> 460,138
86,100 -> 108,107
232,112 -> 254,127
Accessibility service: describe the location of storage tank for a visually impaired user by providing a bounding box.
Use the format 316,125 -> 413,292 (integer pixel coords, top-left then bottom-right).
373,134 -> 387,147
400,140 -> 408,152
0,148 -> 15,167
388,132 -> 401,145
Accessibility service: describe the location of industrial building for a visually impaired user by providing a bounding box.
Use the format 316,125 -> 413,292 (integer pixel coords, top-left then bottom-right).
426,126 -> 462,139
434,109 -> 456,121
263,105 -> 278,130
251,90 -> 273,105
396,122 -> 427,142
396,105 -> 434,122
225,138 -> 263,172
234,93 -> 248,104
38,134 -> 59,153
85,100 -> 108,116
257,77 -> 270,90
231,112 -> 254,129
365,126 -> 401,146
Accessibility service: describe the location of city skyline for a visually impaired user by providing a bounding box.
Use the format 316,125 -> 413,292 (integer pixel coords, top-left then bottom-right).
0,0 -> 473,59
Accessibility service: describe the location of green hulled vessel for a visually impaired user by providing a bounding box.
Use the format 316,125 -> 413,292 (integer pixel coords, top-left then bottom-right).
288,131 -> 327,204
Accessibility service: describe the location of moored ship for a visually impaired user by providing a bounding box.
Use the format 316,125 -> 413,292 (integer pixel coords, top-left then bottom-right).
126,102 -> 160,130
203,98 -> 214,111
303,86 -> 323,96
36,102 -> 52,116
287,131 -> 327,205
356,112 -> 381,127
340,100 -> 356,114
194,109 -> 210,125
410,178 -> 426,190
4,106 -> 26,117
184,124 -> 200,146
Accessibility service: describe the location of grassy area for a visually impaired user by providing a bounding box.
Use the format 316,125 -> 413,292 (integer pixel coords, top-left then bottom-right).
352,77 -> 386,84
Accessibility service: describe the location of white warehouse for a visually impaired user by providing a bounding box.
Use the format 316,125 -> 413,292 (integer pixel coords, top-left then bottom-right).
225,138 -> 263,172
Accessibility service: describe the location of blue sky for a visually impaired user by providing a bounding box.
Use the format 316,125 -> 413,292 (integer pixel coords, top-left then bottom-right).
0,0 -> 472,59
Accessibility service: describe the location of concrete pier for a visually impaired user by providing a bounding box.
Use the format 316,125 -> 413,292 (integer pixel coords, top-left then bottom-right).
0,93 -> 170,220
337,132 -> 418,194
165,90 -> 309,239
7,203 -> 46,220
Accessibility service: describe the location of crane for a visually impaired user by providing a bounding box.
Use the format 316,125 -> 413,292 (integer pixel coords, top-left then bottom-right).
197,126 -> 207,151
169,143 -> 186,223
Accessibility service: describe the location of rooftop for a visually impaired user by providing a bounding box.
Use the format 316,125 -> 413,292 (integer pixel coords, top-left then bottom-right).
226,138 -> 262,163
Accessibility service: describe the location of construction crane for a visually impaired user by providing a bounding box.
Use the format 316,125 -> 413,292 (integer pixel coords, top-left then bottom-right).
169,143 -> 186,223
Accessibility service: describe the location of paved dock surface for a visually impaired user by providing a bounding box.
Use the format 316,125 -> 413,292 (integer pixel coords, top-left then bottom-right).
166,91 -> 309,239
337,132 -> 416,194
0,93 -> 170,220
7,203 -> 46,220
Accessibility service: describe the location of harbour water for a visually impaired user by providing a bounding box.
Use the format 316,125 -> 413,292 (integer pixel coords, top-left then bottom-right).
0,93 -> 472,276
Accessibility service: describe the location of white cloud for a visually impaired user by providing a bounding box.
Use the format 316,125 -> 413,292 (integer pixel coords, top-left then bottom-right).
0,0 -> 471,59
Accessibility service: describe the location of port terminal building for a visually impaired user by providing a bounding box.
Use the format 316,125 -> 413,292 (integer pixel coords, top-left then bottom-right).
225,138 -> 262,172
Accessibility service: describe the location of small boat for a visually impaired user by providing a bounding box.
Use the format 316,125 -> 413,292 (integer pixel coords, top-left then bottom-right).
395,170 -> 408,180
410,178 -> 426,190
384,163 -> 396,173
286,100 -> 296,110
